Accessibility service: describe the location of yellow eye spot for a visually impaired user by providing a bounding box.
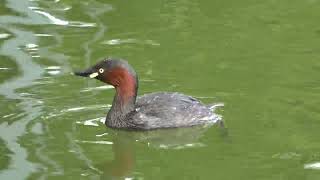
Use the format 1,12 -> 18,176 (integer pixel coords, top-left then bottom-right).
99,68 -> 104,73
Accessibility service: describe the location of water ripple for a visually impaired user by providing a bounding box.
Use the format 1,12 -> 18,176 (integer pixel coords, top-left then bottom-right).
0,67 -> 11,70
29,6 -> 71,12
80,85 -> 114,92
95,132 -> 108,137
44,104 -> 110,119
305,162 -> 320,170
103,38 -> 160,46
34,33 -> 53,37
74,140 -> 113,145
45,66 -> 61,76
32,9 -> 96,27
76,117 -> 105,127
0,33 -> 11,39
157,142 -> 205,150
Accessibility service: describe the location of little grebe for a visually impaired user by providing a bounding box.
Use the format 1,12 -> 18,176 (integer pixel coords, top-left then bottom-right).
74,58 -> 221,130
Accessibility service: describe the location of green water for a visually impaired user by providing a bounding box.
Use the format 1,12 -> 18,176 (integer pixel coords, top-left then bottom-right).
1,0 -> 320,179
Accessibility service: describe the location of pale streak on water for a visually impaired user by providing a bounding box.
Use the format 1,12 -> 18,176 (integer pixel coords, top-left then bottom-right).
76,117 -> 105,127
0,14 -> 43,180
102,38 -> 160,46
304,162 -> 320,170
0,0 -> 98,179
0,33 -> 11,39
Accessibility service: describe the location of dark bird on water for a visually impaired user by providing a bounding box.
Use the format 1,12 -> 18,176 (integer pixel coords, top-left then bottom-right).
74,58 -> 222,130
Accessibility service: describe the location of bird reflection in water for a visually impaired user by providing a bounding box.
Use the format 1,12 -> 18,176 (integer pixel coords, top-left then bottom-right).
97,122 -> 227,179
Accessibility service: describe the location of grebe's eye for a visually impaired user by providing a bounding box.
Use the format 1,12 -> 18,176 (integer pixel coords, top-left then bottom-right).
99,68 -> 104,73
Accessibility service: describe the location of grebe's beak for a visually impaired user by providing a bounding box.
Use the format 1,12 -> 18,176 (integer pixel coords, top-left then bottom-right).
74,68 -> 98,78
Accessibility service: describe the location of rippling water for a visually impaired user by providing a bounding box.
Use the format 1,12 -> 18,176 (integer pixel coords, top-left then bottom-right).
1,0 -> 320,179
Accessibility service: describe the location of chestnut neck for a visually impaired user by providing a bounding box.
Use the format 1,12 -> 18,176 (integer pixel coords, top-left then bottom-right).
106,68 -> 138,127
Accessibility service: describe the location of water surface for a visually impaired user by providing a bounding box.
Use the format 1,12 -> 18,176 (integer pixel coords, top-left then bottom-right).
1,0 -> 320,179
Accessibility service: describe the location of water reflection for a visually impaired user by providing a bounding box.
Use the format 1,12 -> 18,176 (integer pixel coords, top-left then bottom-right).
0,0 -> 105,178
95,124 -> 225,179
0,2 -> 44,177
98,134 -> 135,179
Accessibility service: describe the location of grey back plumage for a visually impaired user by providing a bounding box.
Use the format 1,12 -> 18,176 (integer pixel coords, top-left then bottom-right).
129,92 -> 221,130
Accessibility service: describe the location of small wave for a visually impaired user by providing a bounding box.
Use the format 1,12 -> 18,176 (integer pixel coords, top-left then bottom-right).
200,114 -> 222,124
29,6 -> 72,12
45,66 -> 61,75
95,132 -> 108,137
19,92 -> 35,97
208,103 -> 224,111
76,117 -> 105,127
103,38 -> 160,46
61,104 -> 110,112
0,33 -> 10,39
44,104 -> 110,119
140,79 -> 155,82
33,10 -> 96,27
75,140 -> 113,145
35,34 -> 53,37
21,43 -> 41,58
304,162 -> 320,170
63,107 -> 85,112
80,85 -> 114,92
0,67 -> 10,70
47,70 -> 60,75
25,43 -> 38,49
45,66 -> 61,70
33,10 -> 68,25
155,142 -> 205,150
2,113 -> 15,118
272,152 -> 301,160
67,21 -> 96,27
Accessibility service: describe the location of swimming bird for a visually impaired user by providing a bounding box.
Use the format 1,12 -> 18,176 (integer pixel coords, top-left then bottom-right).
74,58 -> 221,130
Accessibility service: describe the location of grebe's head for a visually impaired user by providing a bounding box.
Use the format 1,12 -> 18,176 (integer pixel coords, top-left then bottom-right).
74,58 -> 137,88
